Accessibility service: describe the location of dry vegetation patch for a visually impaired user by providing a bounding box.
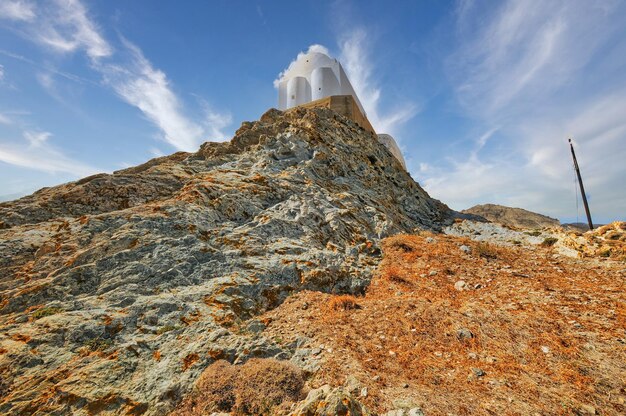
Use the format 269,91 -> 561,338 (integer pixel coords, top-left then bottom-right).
260,233 -> 626,415
174,358 -> 304,415
328,294 -> 359,311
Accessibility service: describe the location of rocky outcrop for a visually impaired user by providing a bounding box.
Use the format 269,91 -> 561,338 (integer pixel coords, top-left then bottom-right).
289,385 -> 371,416
462,203 -> 560,229
0,107 -> 451,415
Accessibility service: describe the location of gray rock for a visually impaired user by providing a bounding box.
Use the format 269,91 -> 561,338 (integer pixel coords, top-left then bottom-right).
289,384 -> 371,416
454,280 -> 467,291
383,409 -> 424,416
460,244 -> 471,253
246,319 -> 266,333
456,327 -> 474,341
344,374 -> 362,394
290,348 -> 321,374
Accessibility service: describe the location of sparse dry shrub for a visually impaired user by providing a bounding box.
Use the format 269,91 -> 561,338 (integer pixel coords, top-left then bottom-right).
384,234 -> 421,254
175,360 -> 237,415
233,358 -> 304,415
328,294 -> 359,311
541,237 -> 558,247
475,242 -> 498,259
175,358 -> 304,416
380,264 -> 409,284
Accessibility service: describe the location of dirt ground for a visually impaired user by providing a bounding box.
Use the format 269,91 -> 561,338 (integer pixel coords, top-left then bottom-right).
260,233 -> 626,415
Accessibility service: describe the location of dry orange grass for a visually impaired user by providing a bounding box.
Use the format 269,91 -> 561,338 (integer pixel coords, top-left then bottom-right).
328,295 -> 359,311
261,233 -> 626,415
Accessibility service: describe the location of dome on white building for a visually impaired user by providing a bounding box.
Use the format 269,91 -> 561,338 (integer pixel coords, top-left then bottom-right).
277,50 -> 407,170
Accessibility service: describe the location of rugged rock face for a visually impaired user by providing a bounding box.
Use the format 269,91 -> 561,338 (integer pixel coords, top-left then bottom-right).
0,107 -> 451,415
462,203 -> 560,229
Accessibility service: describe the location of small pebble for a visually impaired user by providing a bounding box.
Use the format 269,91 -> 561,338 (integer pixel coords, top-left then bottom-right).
456,328 -> 474,341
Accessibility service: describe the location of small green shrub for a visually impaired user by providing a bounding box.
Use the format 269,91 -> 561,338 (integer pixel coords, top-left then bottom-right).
524,231 -> 542,237
541,237 -> 558,247
156,325 -> 180,335
32,306 -> 63,320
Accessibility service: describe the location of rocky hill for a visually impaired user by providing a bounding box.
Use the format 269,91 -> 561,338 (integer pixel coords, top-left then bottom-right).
0,107 -> 452,415
462,203 -> 560,229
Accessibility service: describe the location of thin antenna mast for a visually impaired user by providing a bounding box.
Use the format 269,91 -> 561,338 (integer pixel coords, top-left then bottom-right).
568,138 -> 593,230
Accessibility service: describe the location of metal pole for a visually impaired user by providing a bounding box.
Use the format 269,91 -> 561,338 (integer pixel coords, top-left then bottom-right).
569,138 -> 594,230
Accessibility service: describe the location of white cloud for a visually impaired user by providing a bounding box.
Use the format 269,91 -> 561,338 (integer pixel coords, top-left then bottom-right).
0,64 -> 4,81
148,147 -> 165,158
0,0 -> 35,21
23,130 -> 51,147
98,39 -> 231,151
0,130 -> 98,176
2,0 -> 231,154
202,104 -> 233,141
448,0 -> 618,120
338,29 -> 418,135
37,0 -> 112,60
419,0 -> 626,222
0,113 -> 11,125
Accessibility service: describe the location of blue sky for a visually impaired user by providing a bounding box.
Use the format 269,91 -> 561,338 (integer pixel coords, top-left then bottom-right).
1,0 -> 625,223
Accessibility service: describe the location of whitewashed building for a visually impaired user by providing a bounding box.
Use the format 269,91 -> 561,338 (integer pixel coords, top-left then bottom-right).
277,51 -> 407,169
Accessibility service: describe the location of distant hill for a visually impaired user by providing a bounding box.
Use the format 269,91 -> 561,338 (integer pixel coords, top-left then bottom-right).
462,203 -> 560,229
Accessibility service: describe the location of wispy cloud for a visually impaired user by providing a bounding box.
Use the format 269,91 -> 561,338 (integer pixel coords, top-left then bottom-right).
98,39 -> 227,151
448,0 -> 618,120
418,0 -> 626,221
338,29 -> 418,135
36,0 -> 112,60
1,0 -> 231,156
0,0 -> 35,21
0,130 -> 99,176
23,130 -> 51,147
